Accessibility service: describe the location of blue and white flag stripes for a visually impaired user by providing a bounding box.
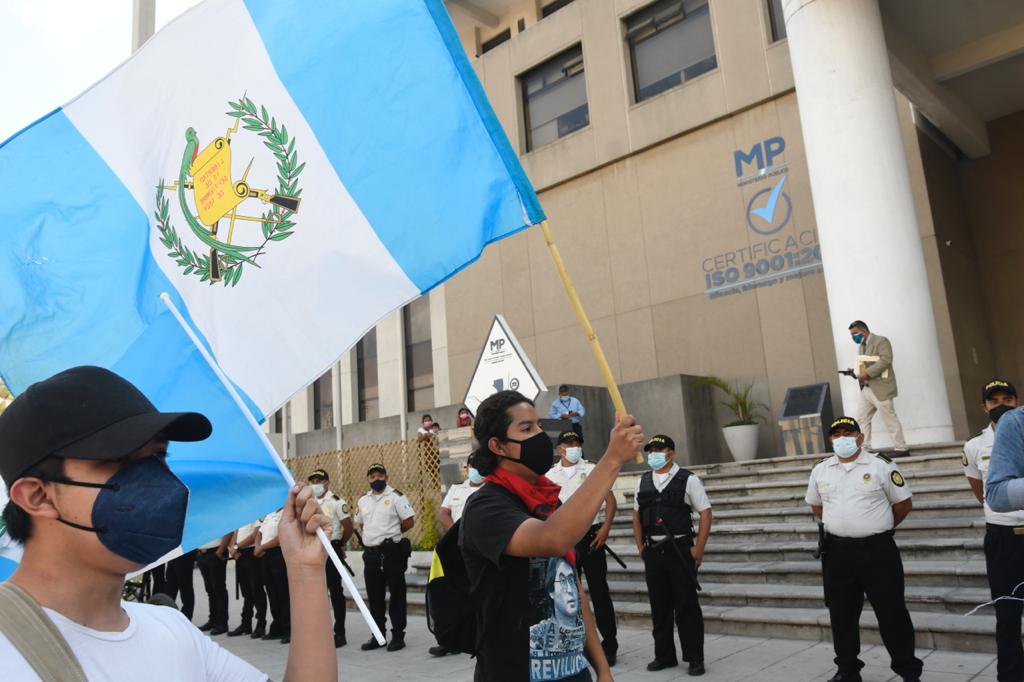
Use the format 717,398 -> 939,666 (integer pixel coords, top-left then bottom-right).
0,0 -> 544,578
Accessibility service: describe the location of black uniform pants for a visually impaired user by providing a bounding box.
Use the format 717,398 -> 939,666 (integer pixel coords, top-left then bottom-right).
822,533 -> 922,678
984,524 -> 1024,681
363,541 -> 409,636
327,541 -> 347,637
196,549 -> 229,628
236,548 -> 267,628
262,547 -> 290,635
575,524 -> 617,650
147,564 -> 167,597
166,550 -> 197,620
642,537 -> 703,664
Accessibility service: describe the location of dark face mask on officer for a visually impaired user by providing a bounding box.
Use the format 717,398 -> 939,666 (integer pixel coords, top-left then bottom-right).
39,443 -> 189,566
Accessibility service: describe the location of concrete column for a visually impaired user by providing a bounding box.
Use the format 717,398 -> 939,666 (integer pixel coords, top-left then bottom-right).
783,0 -> 954,443
430,285 -> 452,408
338,348 -> 359,427
289,386 -> 312,434
131,0 -> 155,52
376,310 -> 407,425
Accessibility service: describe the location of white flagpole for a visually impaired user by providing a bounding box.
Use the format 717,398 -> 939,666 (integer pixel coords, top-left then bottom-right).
160,293 -> 386,646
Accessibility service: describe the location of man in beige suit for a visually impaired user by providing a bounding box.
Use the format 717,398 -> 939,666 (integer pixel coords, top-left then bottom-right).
846,320 -> 909,456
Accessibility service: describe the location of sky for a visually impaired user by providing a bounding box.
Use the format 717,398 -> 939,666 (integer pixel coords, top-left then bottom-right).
0,0 -> 202,141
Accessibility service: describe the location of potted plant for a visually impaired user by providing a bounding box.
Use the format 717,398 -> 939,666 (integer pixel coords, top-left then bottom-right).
697,376 -> 769,461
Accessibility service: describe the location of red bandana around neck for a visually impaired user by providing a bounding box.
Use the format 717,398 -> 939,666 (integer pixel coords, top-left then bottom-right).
486,466 -> 575,565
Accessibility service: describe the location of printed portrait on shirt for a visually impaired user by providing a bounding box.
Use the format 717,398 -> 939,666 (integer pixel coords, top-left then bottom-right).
527,557 -> 587,681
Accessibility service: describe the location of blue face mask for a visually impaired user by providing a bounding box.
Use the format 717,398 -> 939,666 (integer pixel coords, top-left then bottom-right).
647,452 -> 667,470
833,436 -> 860,458
467,467 -> 484,485
370,478 -> 387,492
50,456 -> 189,565
852,334 -> 865,344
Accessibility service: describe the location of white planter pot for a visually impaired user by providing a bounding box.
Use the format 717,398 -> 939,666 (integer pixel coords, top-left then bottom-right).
722,424 -> 759,461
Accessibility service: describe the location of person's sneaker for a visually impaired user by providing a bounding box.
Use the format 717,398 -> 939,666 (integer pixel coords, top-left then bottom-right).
429,645 -> 458,657
209,624 -> 228,636
361,637 -> 386,651
827,673 -> 862,682
250,624 -> 266,639
227,624 -> 250,637
688,661 -> 706,676
646,659 -> 678,671
386,633 -> 406,652
335,634 -> 347,648
198,621 -> 213,632
279,634 -> 290,644
601,641 -> 617,667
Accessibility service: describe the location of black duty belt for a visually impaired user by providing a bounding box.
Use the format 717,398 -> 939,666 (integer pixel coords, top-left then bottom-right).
825,530 -> 894,548
985,523 -> 1024,536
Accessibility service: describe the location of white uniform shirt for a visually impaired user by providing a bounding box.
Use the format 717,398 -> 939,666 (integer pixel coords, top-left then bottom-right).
236,518 -> 262,546
258,510 -> 282,544
546,460 -> 605,525
1,602 -> 267,682
632,464 -> 712,540
355,486 -> 415,547
805,450 -> 912,538
440,481 -> 482,524
964,425 -> 1024,526
316,491 -> 351,541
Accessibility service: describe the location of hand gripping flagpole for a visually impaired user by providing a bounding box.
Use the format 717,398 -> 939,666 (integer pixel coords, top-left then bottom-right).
160,293 -> 387,646
538,220 -> 644,463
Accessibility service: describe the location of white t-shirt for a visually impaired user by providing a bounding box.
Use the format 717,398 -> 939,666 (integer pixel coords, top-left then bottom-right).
546,460 -> 606,525
1,601 -> 267,681
440,481 -> 482,524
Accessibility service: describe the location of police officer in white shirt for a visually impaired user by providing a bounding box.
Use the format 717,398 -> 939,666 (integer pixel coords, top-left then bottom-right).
632,435 -> 711,676
545,429 -> 619,666
228,517 -> 266,639
806,417 -> 922,682
355,463 -> 416,652
427,454 -> 486,658
963,379 -> 1023,680
254,508 -> 290,643
307,469 -> 353,649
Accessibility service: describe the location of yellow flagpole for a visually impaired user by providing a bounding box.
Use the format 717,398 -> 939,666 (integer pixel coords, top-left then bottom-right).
538,220 -> 643,463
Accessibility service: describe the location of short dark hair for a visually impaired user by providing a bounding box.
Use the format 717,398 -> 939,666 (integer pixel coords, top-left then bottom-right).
848,320 -> 869,331
422,414 -> 432,421
2,457 -> 65,543
558,385 -> 569,393
471,391 -> 535,475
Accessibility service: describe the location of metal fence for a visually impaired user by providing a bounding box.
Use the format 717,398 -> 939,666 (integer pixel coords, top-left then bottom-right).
287,438 -> 444,549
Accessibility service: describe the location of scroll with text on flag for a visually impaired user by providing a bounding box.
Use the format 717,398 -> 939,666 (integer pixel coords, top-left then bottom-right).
0,0 -> 544,579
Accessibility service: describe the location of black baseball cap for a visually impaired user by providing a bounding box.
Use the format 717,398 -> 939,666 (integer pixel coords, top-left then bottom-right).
829,416 -> 861,434
308,468 -> 330,481
0,366 -> 212,488
557,429 -> 583,445
983,380 -> 1017,401
367,463 -> 387,476
644,435 -> 675,452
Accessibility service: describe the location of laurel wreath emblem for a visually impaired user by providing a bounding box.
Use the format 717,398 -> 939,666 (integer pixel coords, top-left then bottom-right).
154,96 -> 304,286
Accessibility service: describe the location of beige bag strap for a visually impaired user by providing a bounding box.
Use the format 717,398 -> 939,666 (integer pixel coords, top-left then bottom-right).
0,582 -> 89,682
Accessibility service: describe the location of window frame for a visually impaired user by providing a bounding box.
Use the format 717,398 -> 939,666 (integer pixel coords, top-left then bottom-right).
480,28 -> 511,56
541,0 -> 577,19
519,43 -> 590,152
766,0 -> 787,43
356,330 -> 378,422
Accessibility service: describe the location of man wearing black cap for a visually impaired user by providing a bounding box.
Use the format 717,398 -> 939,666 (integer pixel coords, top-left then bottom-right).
806,416 -> 921,682
307,468 -> 353,648
963,380 -> 1023,680
0,366 -> 336,681
545,429 -> 619,665
631,435 -> 712,676
354,463 -> 415,652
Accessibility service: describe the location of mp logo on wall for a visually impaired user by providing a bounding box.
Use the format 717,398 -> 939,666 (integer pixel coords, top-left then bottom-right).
703,136 -> 823,300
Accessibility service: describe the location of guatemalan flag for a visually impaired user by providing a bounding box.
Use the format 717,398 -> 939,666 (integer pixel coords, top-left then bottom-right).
0,0 -> 544,580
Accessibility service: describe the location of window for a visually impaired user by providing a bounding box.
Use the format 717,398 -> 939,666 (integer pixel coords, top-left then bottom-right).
356,329 -> 379,422
312,371 -> 333,430
767,0 -> 786,42
625,0 -> 717,103
404,297 -> 434,412
541,0 -> 576,18
480,29 -> 510,55
521,44 -> 589,151
272,409 -> 283,434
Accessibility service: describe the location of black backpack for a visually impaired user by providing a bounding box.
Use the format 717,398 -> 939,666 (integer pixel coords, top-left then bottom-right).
425,519 -> 477,654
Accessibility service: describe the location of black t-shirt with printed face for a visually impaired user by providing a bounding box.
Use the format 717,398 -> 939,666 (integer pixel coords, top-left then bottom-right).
460,483 -> 590,682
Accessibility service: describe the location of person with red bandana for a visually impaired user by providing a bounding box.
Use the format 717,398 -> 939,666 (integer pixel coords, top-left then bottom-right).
459,390 -> 644,682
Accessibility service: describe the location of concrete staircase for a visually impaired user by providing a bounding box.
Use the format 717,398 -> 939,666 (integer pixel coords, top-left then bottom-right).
403,444 -> 1008,652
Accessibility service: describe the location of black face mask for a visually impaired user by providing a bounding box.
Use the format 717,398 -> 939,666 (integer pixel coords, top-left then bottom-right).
503,431 -> 555,476
990,404 -> 1016,424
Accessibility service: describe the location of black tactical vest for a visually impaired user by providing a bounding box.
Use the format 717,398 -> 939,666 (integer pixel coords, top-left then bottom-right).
636,469 -> 693,538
